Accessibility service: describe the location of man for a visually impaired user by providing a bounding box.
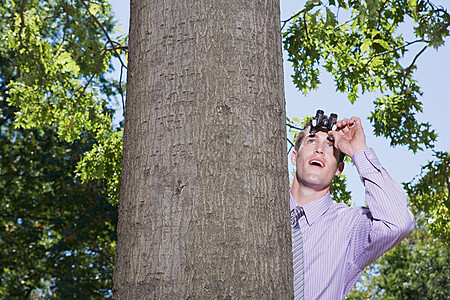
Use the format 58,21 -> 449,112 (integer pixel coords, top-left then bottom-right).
290,110 -> 415,299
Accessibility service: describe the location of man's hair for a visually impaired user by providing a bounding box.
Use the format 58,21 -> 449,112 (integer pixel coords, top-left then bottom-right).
294,120 -> 312,152
294,118 -> 345,163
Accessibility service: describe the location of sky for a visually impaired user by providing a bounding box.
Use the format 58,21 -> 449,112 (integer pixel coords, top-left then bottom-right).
108,0 -> 449,206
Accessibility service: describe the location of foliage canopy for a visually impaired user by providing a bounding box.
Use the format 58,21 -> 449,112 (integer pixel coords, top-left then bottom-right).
1,0 -> 120,297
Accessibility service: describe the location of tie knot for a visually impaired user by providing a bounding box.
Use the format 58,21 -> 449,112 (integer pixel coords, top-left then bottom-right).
291,206 -> 305,229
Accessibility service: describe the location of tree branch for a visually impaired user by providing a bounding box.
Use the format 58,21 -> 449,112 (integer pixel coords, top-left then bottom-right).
76,0 -> 128,115
106,45 -> 128,52
281,9 -> 305,31
376,0 -> 390,31
400,44 -> 428,93
77,0 -> 127,69
119,63 -> 125,116
368,39 -> 427,61
18,0 -> 27,36
332,16 -> 357,31
73,48 -> 108,107
286,123 -> 302,131
442,153 -> 450,210
287,138 -> 294,154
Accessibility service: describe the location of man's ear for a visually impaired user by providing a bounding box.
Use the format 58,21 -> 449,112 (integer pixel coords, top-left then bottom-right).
335,161 -> 344,176
291,150 -> 297,166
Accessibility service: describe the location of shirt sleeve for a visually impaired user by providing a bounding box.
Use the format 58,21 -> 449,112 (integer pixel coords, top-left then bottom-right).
348,148 -> 415,270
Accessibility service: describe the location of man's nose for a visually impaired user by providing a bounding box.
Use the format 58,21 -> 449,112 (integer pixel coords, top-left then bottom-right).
314,144 -> 324,154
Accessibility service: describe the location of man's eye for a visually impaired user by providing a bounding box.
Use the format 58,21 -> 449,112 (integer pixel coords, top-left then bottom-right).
327,143 -> 334,148
307,139 -> 315,144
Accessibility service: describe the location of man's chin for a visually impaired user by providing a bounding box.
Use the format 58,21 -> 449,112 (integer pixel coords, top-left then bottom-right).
298,176 -> 331,191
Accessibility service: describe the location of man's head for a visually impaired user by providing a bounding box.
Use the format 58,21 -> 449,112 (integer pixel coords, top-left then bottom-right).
291,113 -> 345,191
294,120 -> 345,163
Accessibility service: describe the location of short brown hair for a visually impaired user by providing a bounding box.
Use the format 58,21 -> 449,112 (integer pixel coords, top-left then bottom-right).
294,119 -> 345,163
294,120 -> 312,152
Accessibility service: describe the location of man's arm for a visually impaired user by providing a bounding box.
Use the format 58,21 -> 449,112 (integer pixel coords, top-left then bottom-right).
350,148 -> 415,268
329,117 -> 414,268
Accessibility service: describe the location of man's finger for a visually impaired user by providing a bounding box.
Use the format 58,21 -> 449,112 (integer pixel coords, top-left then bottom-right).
341,125 -> 351,133
336,118 -> 350,129
328,130 -> 341,141
349,116 -> 361,127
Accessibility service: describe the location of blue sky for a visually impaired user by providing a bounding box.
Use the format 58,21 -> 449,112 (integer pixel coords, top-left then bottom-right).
109,0 -> 449,205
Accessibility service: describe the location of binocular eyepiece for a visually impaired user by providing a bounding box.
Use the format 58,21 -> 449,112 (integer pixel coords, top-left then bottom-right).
308,109 -> 338,139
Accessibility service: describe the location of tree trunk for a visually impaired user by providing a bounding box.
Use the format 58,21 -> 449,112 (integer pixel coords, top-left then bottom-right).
113,0 -> 291,298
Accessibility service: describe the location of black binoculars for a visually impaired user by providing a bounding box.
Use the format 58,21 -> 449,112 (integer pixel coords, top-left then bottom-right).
308,109 -> 338,138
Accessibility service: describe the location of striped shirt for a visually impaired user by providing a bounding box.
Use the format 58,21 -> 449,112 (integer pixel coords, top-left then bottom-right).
290,148 -> 415,299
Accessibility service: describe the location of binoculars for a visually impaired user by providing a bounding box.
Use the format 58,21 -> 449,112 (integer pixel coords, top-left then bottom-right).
308,109 -> 338,138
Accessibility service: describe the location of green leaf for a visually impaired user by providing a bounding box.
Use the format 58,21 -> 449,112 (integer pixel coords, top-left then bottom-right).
325,7 -> 337,27
371,29 -> 381,38
348,92 -> 357,104
361,39 -> 372,52
373,38 -> 390,50
305,0 -> 322,12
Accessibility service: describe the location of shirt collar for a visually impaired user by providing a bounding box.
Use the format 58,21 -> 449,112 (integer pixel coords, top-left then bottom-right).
289,192 -> 333,226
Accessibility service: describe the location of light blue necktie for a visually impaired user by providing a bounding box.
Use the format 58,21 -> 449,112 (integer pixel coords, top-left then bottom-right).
291,206 -> 305,300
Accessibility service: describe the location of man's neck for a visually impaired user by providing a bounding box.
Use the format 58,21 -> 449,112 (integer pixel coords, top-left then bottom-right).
290,177 -> 330,207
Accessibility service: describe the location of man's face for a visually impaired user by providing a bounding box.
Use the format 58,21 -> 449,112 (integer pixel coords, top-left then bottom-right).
291,131 -> 344,191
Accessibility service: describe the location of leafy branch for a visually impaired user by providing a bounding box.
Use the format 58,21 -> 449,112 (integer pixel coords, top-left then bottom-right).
77,0 -> 128,113
73,49 -> 108,108
16,0 -> 45,85
77,0 -> 127,69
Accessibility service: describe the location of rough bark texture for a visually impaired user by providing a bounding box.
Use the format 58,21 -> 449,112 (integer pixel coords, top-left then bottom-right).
113,0 -> 292,298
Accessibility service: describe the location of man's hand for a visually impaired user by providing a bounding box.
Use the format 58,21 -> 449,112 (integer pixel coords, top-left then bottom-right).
328,116 -> 367,157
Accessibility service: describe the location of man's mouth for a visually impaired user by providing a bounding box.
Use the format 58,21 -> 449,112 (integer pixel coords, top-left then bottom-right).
309,159 -> 325,167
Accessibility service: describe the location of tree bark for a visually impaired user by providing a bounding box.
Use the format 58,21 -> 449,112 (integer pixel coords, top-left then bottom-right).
113,0 -> 291,298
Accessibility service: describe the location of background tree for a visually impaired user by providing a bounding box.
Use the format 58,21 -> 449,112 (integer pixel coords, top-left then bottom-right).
0,0 -> 121,297
0,119 -> 118,298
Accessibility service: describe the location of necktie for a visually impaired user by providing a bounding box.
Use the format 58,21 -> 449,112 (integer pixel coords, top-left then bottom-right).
291,206 -> 305,300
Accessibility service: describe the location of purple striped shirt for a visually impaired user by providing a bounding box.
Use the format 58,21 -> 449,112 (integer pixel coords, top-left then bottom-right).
290,148 -> 415,299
